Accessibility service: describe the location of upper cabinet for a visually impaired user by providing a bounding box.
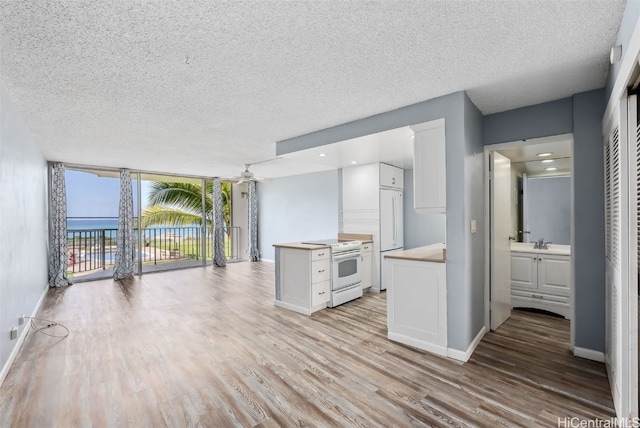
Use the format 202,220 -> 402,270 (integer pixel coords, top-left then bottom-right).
379,163 -> 404,190
411,119 -> 446,213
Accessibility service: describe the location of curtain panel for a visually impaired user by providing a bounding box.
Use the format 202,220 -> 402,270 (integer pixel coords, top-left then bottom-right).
113,169 -> 135,280
213,179 -> 227,267
248,181 -> 259,262
48,163 -> 73,287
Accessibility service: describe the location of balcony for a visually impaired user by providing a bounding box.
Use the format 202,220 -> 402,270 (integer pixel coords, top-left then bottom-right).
67,224 -> 242,281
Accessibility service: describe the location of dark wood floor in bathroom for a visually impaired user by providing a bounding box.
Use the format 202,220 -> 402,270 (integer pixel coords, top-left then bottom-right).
0,262 -> 614,427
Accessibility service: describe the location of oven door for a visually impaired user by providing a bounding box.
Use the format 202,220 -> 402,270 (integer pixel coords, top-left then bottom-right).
332,251 -> 362,291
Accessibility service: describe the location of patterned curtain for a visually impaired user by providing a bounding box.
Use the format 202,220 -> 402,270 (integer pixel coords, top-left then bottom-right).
48,163 -> 72,287
248,181 -> 259,262
213,179 -> 227,267
113,169 -> 135,280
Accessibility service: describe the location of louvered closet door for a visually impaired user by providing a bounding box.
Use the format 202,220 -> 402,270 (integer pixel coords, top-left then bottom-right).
604,97 -> 631,418
628,94 -> 639,418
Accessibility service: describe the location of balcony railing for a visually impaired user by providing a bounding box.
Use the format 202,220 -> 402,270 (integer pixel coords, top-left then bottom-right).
67,225 -> 242,277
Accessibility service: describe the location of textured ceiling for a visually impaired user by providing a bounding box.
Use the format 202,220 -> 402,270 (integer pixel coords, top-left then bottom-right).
0,1 -> 626,178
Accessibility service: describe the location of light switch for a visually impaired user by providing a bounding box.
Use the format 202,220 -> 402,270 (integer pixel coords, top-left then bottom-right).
470,220 -> 477,234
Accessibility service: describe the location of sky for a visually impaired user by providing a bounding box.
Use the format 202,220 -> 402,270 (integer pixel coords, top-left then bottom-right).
65,170 -> 152,218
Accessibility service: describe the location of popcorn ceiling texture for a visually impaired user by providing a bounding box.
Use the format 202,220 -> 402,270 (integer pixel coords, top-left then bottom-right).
0,1 -> 626,178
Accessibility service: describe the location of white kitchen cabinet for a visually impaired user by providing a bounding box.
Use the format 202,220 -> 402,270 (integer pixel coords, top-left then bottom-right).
360,242 -> 373,290
510,251 -> 571,318
275,247 -> 331,315
379,163 -> 404,189
411,119 -> 446,213
385,244 -> 447,356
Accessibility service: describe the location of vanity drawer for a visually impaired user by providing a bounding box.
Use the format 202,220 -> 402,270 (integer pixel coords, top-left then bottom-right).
311,259 -> 331,284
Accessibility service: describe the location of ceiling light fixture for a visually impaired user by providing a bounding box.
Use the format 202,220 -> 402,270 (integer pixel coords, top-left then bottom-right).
351,161 -> 358,164
537,152 -> 553,157
319,153 -> 326,157
545,167 -> 557,171
541,159 -> 554,163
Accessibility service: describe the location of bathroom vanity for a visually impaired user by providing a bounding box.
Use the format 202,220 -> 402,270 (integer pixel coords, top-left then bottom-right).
510,242 -> 571,319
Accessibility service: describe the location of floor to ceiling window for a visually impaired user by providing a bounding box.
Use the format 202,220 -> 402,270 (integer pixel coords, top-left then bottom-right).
64,168 -> 238,282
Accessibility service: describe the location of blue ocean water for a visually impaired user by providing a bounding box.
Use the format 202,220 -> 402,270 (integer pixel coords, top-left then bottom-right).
66,218 -> 203,239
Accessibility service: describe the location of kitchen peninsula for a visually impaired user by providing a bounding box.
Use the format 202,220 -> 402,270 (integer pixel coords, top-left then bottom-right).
384,243 -> 448,356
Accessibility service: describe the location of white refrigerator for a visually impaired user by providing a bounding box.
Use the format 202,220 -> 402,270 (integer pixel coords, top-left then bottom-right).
379,188 -> 403,290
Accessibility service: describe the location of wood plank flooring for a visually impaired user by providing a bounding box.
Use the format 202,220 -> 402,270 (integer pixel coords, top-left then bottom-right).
0,262 -> 614,427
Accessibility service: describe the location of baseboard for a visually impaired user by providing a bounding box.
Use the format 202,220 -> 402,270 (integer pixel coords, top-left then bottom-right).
388,332 -> 448,357
447,326 -> 487,363
573,346 -> 605,362
0,285 -> 49,387
260,258 -> 275,263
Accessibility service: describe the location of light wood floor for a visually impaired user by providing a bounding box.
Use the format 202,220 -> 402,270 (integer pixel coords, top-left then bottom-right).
0,262 -> 614,427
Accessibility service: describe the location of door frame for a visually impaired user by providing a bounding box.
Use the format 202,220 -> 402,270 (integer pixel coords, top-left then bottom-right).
483,134 -> 575,349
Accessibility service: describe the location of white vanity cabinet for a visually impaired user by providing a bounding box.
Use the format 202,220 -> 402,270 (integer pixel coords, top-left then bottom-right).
511,251 -> 571,318
360,242 -> 373,290
274,245 -> 331,315
411,118 -> 446,213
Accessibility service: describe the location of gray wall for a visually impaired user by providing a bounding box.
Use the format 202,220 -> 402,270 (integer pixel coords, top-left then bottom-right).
257,170 -> 340,260
526,176 -> 571,245
0,87 -> 49,374
277,91 -> 481,353
484,89 -> 606,352
605,0 -> 640,99
572,89 -> 606,351
463,93 -> 486,344
403,169 -> 446,248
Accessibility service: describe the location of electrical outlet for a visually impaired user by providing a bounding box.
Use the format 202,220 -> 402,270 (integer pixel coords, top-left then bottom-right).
10,327 -> 18,340
19,314 -> 25,325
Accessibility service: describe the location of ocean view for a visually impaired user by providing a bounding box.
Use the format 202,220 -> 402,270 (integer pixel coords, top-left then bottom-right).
67,218 -> 205,239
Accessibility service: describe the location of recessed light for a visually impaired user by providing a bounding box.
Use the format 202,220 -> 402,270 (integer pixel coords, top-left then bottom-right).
545,167 -> 557,171
319,153 -> 326,157
541,159 -> 554,163
351,161 -> 358,164
537,152 -> 553,157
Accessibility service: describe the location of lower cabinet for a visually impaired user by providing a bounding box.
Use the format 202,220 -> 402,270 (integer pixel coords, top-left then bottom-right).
275,247 -> 331,315
511,252 -> 571,318
360,243 -> 373,290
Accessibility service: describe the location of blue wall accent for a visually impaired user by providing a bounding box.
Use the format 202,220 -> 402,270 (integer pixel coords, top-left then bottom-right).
402,169 -> 446,248
257,170 -> 340,260
526,176 -> 571,245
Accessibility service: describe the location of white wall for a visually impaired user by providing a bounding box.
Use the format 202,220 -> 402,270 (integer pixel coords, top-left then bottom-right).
257,170 -> 339,260
0,87 -> 49,375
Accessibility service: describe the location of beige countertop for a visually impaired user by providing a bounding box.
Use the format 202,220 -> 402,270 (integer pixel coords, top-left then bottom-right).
511,242 -> 571,256
273,242 -> 331,250
383,243 -> 446,263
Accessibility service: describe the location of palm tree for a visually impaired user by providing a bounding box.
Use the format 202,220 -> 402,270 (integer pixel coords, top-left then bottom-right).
141,181 -> 231,233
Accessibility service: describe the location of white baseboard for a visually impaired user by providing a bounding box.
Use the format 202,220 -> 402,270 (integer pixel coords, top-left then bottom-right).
260,258 -> 275,263
0,285 -> 49,387
388,332 -> 448,357
573,346 -> 605,362
447,326 -> 487,363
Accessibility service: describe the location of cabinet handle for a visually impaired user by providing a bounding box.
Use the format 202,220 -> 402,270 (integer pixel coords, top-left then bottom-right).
318,252 -> 325,256
319,291 -> 325,295
318,269 -> 325,273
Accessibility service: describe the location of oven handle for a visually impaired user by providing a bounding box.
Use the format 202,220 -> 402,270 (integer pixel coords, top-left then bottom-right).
332,251 -> 362,261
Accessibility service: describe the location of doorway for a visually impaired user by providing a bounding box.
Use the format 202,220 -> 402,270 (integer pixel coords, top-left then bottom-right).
484,134 -> 574,347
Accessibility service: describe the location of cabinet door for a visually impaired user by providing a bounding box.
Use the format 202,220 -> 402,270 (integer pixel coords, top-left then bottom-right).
361,252 -> 372,289
411,119 -> 446,213
342,163 -> 379,211
511,253 -> 537,289
379,163 -> 404,189
538,255 -> 570,296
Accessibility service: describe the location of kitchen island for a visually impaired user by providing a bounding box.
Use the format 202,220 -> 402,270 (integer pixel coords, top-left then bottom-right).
384,243 -> 448,357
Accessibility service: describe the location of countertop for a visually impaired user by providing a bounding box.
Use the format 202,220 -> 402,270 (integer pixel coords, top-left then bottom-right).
383,243 -> 446,263
273,242 -> 331,250
511,242 -> 571,256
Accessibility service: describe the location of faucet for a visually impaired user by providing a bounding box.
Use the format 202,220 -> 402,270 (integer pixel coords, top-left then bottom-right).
533,238 -> 551,250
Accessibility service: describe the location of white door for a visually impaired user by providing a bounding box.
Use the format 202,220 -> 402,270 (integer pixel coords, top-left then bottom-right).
491,152 -> 512,330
